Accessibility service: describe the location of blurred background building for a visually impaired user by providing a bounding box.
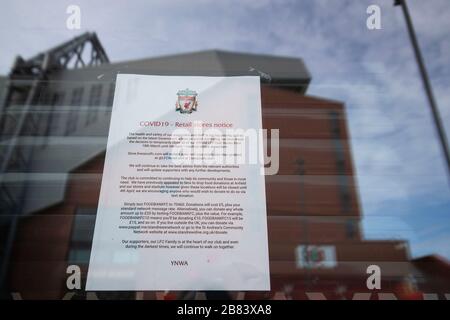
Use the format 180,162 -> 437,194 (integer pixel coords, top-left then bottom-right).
0,32 -> 447,300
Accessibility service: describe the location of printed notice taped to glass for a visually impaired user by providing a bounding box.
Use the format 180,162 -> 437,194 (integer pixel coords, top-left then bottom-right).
87,75 -> 270,291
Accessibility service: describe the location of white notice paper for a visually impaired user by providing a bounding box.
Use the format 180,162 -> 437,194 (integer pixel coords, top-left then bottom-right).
87,75 -> 270,291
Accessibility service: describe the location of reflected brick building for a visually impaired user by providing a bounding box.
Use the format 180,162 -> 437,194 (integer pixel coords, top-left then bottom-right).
0,32 -> 427,300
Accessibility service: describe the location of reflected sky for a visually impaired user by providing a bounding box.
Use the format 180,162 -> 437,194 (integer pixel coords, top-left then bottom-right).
0,0 -> 449,259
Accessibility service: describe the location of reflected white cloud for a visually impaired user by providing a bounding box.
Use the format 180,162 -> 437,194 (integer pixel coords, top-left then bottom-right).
0,0 -> 449,258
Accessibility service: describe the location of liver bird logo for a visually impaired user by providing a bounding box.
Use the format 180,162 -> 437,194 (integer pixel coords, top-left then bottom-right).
176,88 -> 198,114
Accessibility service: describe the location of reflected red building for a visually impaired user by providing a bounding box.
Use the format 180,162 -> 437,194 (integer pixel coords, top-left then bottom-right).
1,33 -> 442,300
